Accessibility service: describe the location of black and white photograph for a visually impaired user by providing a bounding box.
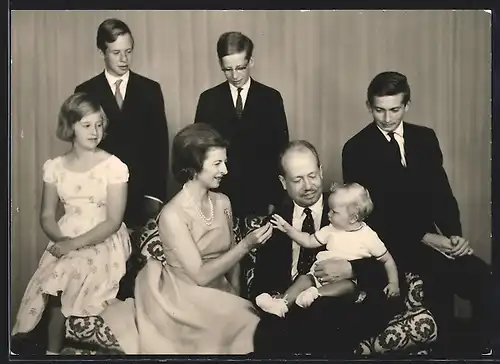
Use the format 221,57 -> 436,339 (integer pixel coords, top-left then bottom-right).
9,9 -> 497,358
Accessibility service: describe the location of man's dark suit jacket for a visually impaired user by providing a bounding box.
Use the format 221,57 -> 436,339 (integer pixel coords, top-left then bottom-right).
194,79 -> 289,218
342,121 -> 462,267
250,193 -> 384,301
75,71 -> 169,228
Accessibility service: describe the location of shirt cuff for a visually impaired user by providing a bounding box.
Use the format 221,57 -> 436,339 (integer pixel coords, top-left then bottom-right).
144,195 -> 163,204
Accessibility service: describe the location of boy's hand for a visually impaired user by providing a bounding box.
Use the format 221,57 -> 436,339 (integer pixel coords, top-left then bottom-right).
449,235 -> 473,257
383,282 -> 400,298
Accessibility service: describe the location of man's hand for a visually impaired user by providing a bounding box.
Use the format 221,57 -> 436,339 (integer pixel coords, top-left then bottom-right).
449,235 -> 474,257
312,258 -> 353,284
143,198 -> 162,220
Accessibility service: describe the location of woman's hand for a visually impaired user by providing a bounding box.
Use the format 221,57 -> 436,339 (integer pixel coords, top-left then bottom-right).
243,223 -> 273,251
47,238 -> 76,258
270,214 -> 291,233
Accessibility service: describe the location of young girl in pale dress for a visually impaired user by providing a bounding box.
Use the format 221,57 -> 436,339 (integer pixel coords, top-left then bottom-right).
11,93 -> 131,355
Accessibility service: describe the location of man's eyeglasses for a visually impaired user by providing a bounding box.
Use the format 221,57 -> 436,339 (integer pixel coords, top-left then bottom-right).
221,64 -> 249,74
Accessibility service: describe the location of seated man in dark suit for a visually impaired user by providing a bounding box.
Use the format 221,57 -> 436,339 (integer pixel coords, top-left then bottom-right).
75,18 -> 169,232
251,140 -> 397,355
341,71 -> 492,356
194,31 -> 289,220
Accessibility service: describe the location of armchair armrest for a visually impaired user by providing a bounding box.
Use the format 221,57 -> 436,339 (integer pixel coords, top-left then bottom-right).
139,217 -> 165,264
237,215 -> 269,298
404,272 -> 425,309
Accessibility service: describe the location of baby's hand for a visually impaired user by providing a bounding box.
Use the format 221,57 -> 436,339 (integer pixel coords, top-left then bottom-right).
296,286 -> 320,308
270,214 -> 290,233
383,282 -> 400,298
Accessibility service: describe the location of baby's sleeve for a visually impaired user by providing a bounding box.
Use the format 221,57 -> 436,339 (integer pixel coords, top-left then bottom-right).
42,159 -> 57,184
313,225 -> 333,246
364,230 -> 388,260
107,157 -> 130,184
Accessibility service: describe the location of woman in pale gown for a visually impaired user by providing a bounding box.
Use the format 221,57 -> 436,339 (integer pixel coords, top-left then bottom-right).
101,123 -> 273,354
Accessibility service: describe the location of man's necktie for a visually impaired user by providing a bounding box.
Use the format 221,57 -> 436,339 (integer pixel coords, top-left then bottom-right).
114,79 -> 124,109
235,87 -> 243,118
388,131 -> 403,167
297,207 -> 317,275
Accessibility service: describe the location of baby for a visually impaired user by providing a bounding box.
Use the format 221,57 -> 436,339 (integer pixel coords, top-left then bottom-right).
256,182 -> 400,316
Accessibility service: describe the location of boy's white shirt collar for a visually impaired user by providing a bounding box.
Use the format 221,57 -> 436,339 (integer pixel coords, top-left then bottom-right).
228,78 -> 251,108
228,77 -> 251,93
376,121 -> 407,166
377,121 -> 405,141
104,69 -> 130,97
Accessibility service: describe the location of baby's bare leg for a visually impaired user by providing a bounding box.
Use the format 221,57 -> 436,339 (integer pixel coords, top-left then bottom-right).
317,279 -> 357,298
283,275 -> 315,307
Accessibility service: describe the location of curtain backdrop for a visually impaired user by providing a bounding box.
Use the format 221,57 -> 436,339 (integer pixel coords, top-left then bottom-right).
10,10 -> 491,323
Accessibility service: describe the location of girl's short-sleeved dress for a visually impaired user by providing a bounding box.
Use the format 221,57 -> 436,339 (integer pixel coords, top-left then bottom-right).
12,155 -> 132,335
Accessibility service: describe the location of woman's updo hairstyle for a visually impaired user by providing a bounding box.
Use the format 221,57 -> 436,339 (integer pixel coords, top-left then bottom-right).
171,123 -> 229,185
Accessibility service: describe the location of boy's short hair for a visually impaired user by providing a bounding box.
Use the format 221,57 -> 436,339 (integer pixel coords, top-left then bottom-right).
96,18 -> 134,52
367,71 -> 411,107
330,182 -> 374,222
216,31 -> 254,61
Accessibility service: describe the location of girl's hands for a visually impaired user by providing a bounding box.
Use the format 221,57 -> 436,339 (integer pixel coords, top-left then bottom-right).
47,238 -> 76,258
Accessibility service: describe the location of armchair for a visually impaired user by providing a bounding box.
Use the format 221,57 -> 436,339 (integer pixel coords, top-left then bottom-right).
61,216 -> 437,355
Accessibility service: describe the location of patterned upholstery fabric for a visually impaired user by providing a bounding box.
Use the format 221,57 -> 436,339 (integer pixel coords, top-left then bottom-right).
63,216 -> 437,355
62,316 -> 122,355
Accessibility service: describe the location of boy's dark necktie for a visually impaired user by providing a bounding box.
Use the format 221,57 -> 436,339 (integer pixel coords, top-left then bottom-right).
235,87 -> 243,118
388,131 -> 403,167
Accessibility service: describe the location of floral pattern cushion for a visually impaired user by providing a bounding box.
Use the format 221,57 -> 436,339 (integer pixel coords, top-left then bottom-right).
62,316 -> 122,355
356,307 -> 436,355
63,217 -> 437,355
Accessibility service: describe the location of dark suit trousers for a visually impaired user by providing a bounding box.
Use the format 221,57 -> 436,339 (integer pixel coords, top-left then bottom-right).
404,245 -> 492,350
253,293 -> 393,356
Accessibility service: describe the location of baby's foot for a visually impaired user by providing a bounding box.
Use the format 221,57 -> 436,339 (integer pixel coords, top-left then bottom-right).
295,287 -> 319,308
255,293 -> 289,317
